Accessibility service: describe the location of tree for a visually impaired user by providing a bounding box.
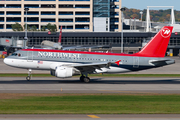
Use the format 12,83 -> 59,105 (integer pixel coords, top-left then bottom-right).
31,25 -> 37,31
41,26 -> 46,31
11,22 -> 23,31
47,23 -> 57,32
23,24 -> 30,31
123,8 -> 180,22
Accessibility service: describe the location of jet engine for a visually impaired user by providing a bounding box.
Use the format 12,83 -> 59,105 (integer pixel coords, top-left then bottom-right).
55,66 -> 75,78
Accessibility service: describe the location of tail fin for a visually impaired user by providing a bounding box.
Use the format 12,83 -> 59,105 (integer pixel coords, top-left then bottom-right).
58,25 -> 62,45
136,26 -> 173,57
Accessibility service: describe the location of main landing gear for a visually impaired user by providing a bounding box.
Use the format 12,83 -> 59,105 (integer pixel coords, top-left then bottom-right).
80,74 -> 90,83
26,69 -> 32,81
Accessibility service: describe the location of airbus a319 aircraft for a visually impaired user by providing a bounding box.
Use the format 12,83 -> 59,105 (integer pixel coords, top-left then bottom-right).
4,26 -> 175,83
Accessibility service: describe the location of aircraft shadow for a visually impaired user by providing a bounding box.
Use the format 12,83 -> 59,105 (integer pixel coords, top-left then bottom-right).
90,79 -> 180,84
0,78 -> 180,84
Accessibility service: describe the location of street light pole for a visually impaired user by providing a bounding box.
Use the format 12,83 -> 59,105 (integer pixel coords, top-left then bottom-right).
120,7 -> 126,53
24,7 -> 29,40
140,11 -> 143,21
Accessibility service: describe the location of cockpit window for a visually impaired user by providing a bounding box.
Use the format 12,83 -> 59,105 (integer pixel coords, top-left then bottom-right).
11,53 -> 18,56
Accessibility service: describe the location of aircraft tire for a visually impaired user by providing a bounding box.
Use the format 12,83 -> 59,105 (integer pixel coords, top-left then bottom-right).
83,77 -> 90,83
26,76 -> 31,81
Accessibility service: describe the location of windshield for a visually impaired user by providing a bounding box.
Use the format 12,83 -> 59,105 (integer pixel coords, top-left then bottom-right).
11,53 -> 18,56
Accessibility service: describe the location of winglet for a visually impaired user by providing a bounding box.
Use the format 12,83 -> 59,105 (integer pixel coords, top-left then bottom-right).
135,26 -> 173,57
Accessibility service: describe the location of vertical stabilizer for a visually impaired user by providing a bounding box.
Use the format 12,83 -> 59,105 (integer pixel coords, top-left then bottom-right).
58,25 -> 62,45
136,26 -> 173,57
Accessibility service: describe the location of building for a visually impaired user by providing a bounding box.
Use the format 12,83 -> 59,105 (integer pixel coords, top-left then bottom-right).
0,0 -> 121,32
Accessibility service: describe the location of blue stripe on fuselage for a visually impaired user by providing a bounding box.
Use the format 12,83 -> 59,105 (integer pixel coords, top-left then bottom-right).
111,64 -> 158,71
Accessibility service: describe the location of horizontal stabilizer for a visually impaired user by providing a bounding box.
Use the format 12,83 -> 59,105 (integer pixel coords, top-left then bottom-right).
149,59 -> 175,66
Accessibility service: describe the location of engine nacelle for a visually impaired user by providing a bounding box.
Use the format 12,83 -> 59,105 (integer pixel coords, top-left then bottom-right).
55,66 -> 74,78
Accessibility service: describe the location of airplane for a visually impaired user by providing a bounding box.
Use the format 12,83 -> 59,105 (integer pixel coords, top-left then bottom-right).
4,26 -> 175,83
41,26 -> 111,51
41,25 -> 63,50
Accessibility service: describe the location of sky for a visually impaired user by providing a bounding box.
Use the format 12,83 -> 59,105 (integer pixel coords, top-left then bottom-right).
122,0 -> 180,11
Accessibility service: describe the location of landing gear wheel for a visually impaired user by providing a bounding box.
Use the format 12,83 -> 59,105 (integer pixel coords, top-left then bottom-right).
83,77 -> 90,83
26,76 -> 31,81
80,76 -> 85,82
26,69 -> 32,81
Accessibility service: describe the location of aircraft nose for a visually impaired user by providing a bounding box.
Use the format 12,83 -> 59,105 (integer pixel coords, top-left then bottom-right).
3,58 -> 11,66
4,58 -> 8,65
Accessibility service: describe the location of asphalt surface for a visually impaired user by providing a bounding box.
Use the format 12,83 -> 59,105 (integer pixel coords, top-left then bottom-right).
0,77 -> 180,94
0,114 -> 180,120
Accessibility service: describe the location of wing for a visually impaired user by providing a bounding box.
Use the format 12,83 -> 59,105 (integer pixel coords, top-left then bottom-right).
50,62 -> 111,74
71,62 -> 111,73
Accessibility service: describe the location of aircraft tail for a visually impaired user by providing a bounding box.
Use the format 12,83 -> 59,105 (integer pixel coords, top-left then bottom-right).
58,25 -> 62,45
135,26 -> 173,57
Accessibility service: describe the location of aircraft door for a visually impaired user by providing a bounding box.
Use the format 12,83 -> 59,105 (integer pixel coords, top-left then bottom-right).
133,57 -> 139,68
27,51 -> 33,62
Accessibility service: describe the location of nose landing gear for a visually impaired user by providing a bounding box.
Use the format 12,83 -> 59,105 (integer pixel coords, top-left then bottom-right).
26,76 -> 31,81
26,69 -> 32,81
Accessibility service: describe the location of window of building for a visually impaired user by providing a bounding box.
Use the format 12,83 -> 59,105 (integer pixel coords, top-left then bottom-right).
59,4 -> 73,8
6,4 -> 21,8
41,4 -> 55,8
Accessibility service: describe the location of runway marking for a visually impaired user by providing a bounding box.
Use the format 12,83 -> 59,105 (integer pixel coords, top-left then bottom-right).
87,115 -> 100,118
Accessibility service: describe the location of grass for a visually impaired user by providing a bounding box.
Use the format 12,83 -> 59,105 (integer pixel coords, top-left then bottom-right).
0,94 -> 180,114
1,73 -> 180,77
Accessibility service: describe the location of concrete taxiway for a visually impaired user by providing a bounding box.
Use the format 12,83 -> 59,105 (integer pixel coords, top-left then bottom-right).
0,77 -> 180,94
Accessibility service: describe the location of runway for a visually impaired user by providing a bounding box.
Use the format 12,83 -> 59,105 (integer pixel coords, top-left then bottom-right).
0,77 -> 180,94
0,114 -> 180,120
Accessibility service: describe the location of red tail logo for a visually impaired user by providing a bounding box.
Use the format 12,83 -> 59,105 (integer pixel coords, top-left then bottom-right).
135,26 -> 173,57
161,28 -> 171,38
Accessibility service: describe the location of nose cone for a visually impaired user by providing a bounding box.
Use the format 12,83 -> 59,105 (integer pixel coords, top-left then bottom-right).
3,58 -> 8,65
3,58 -> 12,66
